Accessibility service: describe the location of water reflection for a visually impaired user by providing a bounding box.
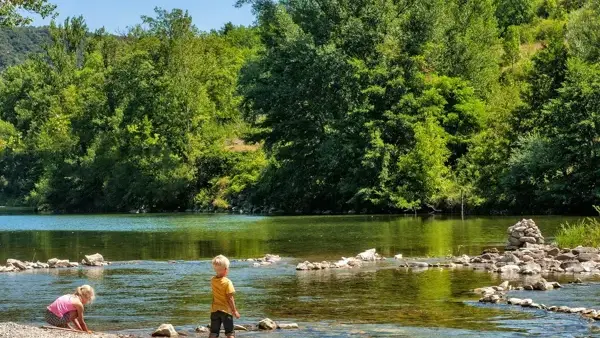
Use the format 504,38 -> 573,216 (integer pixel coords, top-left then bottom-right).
0,214 -> 579,262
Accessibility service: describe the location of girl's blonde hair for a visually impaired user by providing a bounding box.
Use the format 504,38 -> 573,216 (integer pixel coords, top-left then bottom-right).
75,285 -> 96,303
212,255 -> 230,272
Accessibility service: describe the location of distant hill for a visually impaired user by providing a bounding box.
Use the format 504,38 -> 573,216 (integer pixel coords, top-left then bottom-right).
0,26 -> 50,70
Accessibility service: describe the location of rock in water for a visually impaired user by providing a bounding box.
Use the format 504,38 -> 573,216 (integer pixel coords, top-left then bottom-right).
394,254 -> 403,260
258,318 -> 277,330
6,259 -> 27,271
152,324 -> 178,337
84,253 -> 105,266
195,326 -> 210,333
356,249 -> 382,261
278,323 -> 299,329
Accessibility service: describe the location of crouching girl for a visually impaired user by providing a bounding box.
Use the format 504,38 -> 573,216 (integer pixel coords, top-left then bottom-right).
45,285 -> 95,333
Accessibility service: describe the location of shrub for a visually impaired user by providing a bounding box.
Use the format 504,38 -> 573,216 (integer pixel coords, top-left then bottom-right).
555,206 -> 600,247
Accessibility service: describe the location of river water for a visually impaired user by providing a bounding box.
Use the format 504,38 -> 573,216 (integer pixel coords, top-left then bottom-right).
0,214 -> 598,337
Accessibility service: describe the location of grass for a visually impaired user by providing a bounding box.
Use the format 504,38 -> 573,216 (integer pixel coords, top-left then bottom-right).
555,206 -> 600,248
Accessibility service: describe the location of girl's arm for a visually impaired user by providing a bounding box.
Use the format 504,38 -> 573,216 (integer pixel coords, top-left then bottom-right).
226,293 -> 240,319
73,302 -> 90,332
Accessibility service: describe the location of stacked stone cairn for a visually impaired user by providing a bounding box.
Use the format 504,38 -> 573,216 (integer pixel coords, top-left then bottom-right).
506,219 -> 545,250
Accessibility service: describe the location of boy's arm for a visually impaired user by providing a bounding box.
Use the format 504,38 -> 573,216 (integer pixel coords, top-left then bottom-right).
226,293 -> 240,319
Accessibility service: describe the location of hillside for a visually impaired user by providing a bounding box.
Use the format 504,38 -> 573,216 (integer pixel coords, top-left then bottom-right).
0,26 -> 50,69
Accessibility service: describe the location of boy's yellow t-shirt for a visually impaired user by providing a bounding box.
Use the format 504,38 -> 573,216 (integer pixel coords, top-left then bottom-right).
211,276 -> 235,314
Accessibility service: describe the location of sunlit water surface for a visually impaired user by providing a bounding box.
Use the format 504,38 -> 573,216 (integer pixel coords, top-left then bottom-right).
1,214 -> 599,337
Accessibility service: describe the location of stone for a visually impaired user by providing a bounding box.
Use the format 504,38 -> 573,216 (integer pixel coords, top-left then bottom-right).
482,248 -> 499,254
575,278 -> 583,284
481,253 -> 498,261
68,262 -> 79,268
508,298 -> 523,305
519,237 -> 537,244
499,281 -> 510,290
296,262 -> 310,270
524,284 -> 534,291
356,249 -> 382,261
7,259 -> 27,271
520,299 -> 534,307
277,323 -> 299,329
408,262 -> 429,268
394,254 -> 403,260
556,253 -> 576,261
521,255 -> 534,262
577,253 -> 600,262
498,252 -> 521,264
152,324 -> 177,337
83,253 -> 105,266
572,247 -> 599,255
265,254 -> 281,263
546,247 -> 560,257
520,262 -> 542,275
557,306 -> 571,313
195,326 -> 210,333
253,262 -> 261,268
0,266 -> 6,272
258,318 -> 277,330
453,255 -> 470,265
499,264 -> 521,274
552,282 -> 562,288
569,307 -> 587,313
47,258 -> 59,267
54,260 -> 70,268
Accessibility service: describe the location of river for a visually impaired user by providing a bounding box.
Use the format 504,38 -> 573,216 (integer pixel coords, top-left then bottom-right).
1,214 -> 598,337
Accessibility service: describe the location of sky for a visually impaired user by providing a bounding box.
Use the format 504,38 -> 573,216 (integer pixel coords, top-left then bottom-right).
28,0 -> 255,33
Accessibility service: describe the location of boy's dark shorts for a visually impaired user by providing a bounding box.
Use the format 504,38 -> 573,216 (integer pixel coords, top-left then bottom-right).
210,311 -> 234,335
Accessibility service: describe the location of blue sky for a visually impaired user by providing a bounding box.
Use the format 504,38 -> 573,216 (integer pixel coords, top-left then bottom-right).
29,0 -> 255,33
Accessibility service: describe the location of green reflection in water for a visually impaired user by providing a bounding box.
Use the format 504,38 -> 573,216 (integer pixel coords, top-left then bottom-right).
0,214 -> 581,262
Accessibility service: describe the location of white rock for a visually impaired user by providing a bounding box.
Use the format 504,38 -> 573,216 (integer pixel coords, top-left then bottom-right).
278,323 -> 299,329
258,318 -> 277,330
394,254 -> 403,260
84,253 -> 105,266
152,323 -> 177,337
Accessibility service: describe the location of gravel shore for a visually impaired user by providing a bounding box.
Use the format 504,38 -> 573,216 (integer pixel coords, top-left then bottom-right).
0,323 -> 137,338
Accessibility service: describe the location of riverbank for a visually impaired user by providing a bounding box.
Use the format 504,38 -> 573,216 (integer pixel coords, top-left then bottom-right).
0,323 -> 137,338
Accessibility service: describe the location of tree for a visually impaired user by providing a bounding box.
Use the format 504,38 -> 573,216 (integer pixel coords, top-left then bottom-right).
0,0 -> 56,27
494,0 -> 534,33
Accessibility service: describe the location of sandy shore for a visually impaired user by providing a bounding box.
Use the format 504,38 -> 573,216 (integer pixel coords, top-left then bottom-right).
0,323 -> 138,338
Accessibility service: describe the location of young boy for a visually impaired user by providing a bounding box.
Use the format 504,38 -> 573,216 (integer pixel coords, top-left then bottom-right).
210,255 -> 240,338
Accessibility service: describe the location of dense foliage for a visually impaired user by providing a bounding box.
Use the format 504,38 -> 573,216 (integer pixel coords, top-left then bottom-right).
0,26 -> 49,69
0,1 -> 598,214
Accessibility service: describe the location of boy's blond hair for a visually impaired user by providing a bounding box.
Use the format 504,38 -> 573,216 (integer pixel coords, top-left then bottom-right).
212,255 -> 230,272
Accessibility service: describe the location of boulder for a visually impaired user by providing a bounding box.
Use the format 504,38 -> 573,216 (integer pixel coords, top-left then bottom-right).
296,262 -> 310,270
546,247 -> 560,257
7,259 -> 27,271
394,254 -> 403,260
520,299 -> 534,307
195,326 -> 210,333
265,254 -> 281,263
258,318 -> 277,330
499,281 -> 510,290
555,253 -> 576,261
152,324 -> 177,337
408,262 -> 429,268
54,260 -> 71,268
453,255 -> 470,265
572,247 -> 599,255
83,253 -> 105,266
520,263 -> 542,275
356,249 -> 383,261
498,252 -> 521,264
278,323 -> 299,329
577,253 -> 600,262
519,237 -> 537,244
508,298 -> 523,305
499,264 -> 521,274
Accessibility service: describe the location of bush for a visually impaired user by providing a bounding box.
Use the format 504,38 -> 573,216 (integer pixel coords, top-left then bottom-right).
555,206 -> 600,247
